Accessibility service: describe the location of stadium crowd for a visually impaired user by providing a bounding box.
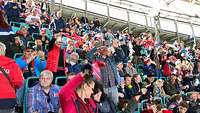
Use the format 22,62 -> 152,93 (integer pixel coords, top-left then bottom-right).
0,0 -> 200,113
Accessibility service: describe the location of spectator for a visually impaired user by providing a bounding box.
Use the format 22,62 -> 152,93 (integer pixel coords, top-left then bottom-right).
92,81 -> 116,113
168,94 -> 183,111
0,9 -> 13,57
117,62 -> 125,77
125,60 -> 137,76
16,47 -> 46,77
41,0 -> 50,14
26,70 -> 61,113
46,34 -> 67,79
87,45 -> 120,105
163,75 -> 180,96
124,74 -> 135,99
49,10 -> 66,33
131,74 -> 143,96
59,72 -> 96,113
16,26 -> 32,47
174,101 -> 189,113
153,79 -> 166,97
9,35 -> 24,58
66,52 -> 82,75
4,0 -> 20,23
0,42 -> 24,113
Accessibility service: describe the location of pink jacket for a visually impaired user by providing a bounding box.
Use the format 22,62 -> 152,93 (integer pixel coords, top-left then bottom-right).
59,73 -> 97,113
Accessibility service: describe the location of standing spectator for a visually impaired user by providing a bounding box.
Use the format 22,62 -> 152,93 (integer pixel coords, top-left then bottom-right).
87,46 -> 120,105
0,9 -> 13,57
59,72 -> 97,113
26,70 -> 61,113
46,34 -> 67,79
41,0 -> 50,14
49,10 -> 66,33
0,42 -> 24,113
4,0 -> 20,23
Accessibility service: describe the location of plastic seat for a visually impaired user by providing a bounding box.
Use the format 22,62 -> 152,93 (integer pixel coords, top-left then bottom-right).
55,76 -> 67,88
27,41 -> 35,47
23,77 -> 39,113
13,53 -> 23,60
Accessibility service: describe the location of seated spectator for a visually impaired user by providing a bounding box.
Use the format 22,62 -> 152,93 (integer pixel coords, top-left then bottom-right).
163,75 -> 180,96
66,52 -> 82,75
125,60 -> 137,77
16,47 -> 46,77
26,70 -> 61,113
10,35 -> 24,58
124,74 -> 135,99
174,101 -> 189,113
131,74 -> 143,96
59,72 -> 97,113
92,81 -> 116,113
16,26 -> 32,46
153,79 -> 166,97
168,94 -> 183,111
117,62 -> 125,77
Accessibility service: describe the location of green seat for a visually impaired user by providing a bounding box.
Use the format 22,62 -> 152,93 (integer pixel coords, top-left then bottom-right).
45,29 -> 53,41
31,33 -> 40,41
27,41 -> 35,47
13,53 -> 23,60
55,76 -> 67,88
11,26 -> 20,33
23,77 -> 39,113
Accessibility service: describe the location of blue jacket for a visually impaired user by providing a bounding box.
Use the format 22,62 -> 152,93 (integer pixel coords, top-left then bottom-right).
4,2 -> 20,17
16,56 -> 46,77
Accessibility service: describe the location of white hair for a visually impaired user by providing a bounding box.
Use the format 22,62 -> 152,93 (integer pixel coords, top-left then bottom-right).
40,70 -> 53,79
0,42 -> 6,55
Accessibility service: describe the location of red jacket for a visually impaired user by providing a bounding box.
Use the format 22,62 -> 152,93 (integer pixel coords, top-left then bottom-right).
0,55 -> 24,99
46,45 -> 66,72
59,73 -> 97,113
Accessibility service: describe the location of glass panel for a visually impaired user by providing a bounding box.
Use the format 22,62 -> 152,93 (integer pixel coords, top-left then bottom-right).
193,25 -> 200,37
60,0 -> 85,10
109,6 -> 128,21
160,19 -> 176,32
87,1 -> 108,16
146,16 -> 154,28
129,12 -> 146,25
177,22 -> 192,35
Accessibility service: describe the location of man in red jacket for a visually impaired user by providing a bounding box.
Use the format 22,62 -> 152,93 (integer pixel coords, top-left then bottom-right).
0,42 -> 24,113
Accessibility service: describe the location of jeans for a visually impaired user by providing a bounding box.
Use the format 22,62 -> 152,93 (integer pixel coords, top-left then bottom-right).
0,108 -> 15,113
104,86 -> 119,106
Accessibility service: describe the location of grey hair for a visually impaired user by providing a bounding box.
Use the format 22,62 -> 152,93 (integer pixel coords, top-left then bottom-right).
0,42 -> 6,55
40,70 -> 53,79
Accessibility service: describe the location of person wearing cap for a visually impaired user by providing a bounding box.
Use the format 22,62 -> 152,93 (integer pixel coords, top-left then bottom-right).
26,70 -> 61,113
16,47 -> 46,77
